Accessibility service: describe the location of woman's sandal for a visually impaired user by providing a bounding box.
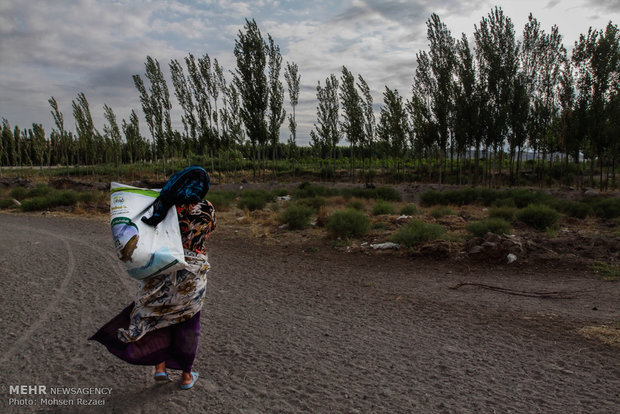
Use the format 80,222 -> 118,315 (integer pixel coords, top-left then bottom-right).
154,372 -> 171,382
179,372 -> 199,390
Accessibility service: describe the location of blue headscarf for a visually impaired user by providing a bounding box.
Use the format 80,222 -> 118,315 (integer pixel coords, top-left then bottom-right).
141,165 -> 210,226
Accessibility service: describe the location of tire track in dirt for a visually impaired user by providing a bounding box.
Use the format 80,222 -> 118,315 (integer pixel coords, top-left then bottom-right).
0,223 -> 76,366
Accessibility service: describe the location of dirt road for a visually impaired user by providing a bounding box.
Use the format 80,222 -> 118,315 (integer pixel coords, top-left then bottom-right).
0,212 -> 618,413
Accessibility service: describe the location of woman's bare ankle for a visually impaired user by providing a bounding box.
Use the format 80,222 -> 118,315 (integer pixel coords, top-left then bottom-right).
155,362 -> 166,373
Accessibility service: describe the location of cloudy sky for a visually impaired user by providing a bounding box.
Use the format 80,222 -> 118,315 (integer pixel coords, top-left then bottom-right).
0,0 -> 617,146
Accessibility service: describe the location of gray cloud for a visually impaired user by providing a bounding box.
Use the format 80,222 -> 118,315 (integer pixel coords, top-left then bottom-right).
587,0 -> 620,12
545,0 -> 561,8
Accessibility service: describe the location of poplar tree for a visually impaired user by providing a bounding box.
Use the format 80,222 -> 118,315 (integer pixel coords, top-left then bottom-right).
103,104 -> 122,170
453,34 -> 482,184
474,6 -> 519,186
357,75 -> 376,183
267,34 -> 286,178
170,58 -> 197,147
122,110 -> 145,163
339,66 -> 364,179
72,92 -> 96,168
1,118 -> 16,168
234,19 -> 269,177
427,13 -> 456,183
573,22 -> 619,190
29,123 -> 46,168
378,87 -> 409,179
133,56 -> 172,175
314,74 -> 340,178
284,61 -> 300,165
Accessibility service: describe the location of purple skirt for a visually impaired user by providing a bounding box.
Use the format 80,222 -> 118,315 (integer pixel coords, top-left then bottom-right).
89,303 -> 201,372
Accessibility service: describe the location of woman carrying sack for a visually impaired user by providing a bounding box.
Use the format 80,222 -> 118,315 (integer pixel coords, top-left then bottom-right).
90,166 -> 215,390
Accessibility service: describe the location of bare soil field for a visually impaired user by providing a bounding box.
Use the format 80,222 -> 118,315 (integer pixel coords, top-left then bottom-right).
0,211 -> 619,413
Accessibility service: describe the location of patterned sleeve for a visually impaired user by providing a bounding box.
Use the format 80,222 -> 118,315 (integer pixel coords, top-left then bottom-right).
177,200 -> 216,254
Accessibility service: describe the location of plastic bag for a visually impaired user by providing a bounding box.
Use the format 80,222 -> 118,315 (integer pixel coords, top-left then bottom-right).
110,182 -> 187,280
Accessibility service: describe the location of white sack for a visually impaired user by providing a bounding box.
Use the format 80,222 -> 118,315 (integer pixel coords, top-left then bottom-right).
110,182 -> 186,280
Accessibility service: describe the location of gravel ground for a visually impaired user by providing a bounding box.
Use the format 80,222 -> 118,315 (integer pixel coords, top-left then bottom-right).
0,212 -> 619,414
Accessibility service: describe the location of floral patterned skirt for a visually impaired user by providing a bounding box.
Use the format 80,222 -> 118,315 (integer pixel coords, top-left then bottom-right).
89,251 -> 209,372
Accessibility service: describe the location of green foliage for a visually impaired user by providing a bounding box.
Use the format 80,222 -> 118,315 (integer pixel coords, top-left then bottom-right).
279,204 -> 314,230
419,187 -> 554,209
295,196 -> 327,212
0,198 -> 15,209
488,206 -> 517,222
326,208 -> 371,238
237,189 -> 274,211
399,204 -> 419,216
466,218 -> 512,238
208,190 -> 238,210
372,200 -> 395,215
509,189 -> 551,209
390,220 -> 445,247
50,190 -> 79,206
9,187 -> 28,200
430,206 -> 455,218
375,186 -> 402,201
293,184 -> 337,199
20,196 -> 53,212
516,204 -> 560,231
346,199 -> 365,211
27,184 -> 54,198
419,190 -> 442,206
559,201 -> 592,219
591,198 -> 620,220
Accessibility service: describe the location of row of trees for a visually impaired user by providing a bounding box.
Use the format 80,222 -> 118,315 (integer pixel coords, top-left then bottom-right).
1,10 -> 618,189
308,9 -> 619,189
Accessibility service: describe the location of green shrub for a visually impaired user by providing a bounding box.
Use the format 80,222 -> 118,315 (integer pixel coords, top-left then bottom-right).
9,187 -> 28,200
390,220 -> 445,247
50,190 -> 78,206
443,188 -> 478,206
430,206 -> 455,218
279,204 -> 314,230
592,198 -> 620,219
346,199 -> 365,211
478,188 -> 500,206
560,201 -> 591,219
516,204 -> 560,231
508,189 -> 550,209
419,190 -> 442,207
20,196 -> 53,211
326,209 -> 371,238
26,184 -> 53,198
296,196 -> 327,212
293,184 -> 336,199
237,189 -> 273,211
0,198 -> 15,209
372,200 -> 395,215
492,197 -> 517,208
466,218 -> 512,238
399,204 -> 419,216
375,186 -> 402,201
489,206 -> 517,222
208,190 -> 237,210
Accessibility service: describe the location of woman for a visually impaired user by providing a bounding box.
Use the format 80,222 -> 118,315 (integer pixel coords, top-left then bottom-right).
90,167 -> 215,390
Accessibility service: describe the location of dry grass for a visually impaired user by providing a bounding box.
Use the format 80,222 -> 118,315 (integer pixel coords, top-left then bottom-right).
578,323 -> 620,347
